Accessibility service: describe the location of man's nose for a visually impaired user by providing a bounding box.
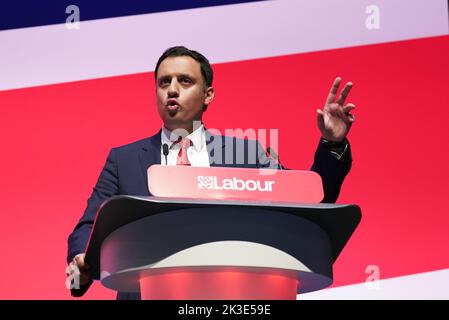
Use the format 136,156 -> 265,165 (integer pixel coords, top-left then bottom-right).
167,79 -> 179,97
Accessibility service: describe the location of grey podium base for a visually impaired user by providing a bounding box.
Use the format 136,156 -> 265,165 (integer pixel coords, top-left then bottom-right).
85,196 -> 361,295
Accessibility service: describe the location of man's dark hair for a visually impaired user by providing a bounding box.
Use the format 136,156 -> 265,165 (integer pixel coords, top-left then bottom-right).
154,46 -> 213,88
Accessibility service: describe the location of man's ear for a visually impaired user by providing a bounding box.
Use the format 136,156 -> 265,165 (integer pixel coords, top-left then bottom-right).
203,87 -> 214,111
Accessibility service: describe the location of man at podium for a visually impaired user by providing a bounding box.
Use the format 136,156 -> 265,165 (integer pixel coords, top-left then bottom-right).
66,46 -> 356,299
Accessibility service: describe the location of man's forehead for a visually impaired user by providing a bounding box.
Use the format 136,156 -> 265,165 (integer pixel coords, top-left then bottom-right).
157,56 -> 201,77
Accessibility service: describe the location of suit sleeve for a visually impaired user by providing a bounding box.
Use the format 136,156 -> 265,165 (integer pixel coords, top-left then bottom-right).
66,148 -> 120,296
67,148 -> 120,263
310,139 -> 352,203
255,138 -> 351,203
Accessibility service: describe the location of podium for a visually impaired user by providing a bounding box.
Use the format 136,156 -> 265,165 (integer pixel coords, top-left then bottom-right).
84,166 -> 361,300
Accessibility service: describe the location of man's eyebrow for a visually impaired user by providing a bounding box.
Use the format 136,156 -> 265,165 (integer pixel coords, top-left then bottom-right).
157,74 -> 171,80
158,73 -> 195,79
176,73 -> 196,79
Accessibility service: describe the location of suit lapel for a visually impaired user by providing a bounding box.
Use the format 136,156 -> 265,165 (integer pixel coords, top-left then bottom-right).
139,130 -> 162,193
205,130 -> 227,167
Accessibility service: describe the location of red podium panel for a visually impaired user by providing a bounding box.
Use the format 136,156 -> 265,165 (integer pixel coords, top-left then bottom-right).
147,165 -> 324,203
140,267 -> 298,300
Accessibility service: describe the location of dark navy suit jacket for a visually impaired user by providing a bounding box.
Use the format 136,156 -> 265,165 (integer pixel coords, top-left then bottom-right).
67,130 -> 352,299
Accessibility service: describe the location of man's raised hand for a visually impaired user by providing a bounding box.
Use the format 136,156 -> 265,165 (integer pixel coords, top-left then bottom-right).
317,77 -> 356,142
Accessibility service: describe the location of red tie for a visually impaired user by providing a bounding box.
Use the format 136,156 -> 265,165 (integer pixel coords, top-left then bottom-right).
176,138 -> 191,166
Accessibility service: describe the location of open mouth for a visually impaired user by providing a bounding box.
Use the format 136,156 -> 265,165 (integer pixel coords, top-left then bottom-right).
166,99 -> 180,111
166,99 -> 181,115
166,104 -> 179,111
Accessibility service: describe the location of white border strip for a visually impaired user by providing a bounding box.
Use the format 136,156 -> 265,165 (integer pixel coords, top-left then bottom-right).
299,268 -> 449,300
1,0 -> 447,91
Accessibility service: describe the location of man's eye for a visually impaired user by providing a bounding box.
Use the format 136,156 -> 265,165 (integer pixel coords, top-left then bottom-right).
180,77 -> 192,83
160,78 -> 170,85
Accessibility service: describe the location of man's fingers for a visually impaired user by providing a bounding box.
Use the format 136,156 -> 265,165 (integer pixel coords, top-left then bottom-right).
325,77 -> 341,105
342,103 -> 356,114
336,82 -> 353,105
74,255 -> 84,266
348,114 -> 356,122
67,261 -> 89,283
67,254 -> 89,281
66,263 -> 79,277
74,254 -> 89,270
65,264 -> 72,277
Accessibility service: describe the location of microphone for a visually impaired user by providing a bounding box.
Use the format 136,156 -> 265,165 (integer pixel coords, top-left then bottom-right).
266,146 -> 284,170
162,143 -> 169,165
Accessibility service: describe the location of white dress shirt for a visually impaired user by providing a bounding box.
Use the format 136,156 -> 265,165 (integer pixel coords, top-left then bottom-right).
160,125 -> 210,167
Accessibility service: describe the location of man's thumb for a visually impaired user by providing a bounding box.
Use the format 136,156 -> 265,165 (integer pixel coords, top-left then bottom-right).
75,254 -> 89,269
317,109 -> 325,128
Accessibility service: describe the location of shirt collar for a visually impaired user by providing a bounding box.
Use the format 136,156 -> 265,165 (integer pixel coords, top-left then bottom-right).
161,124 -> 206,152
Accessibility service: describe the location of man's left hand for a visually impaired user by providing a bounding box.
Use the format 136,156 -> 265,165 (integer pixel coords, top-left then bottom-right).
317,77 -> 356,142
